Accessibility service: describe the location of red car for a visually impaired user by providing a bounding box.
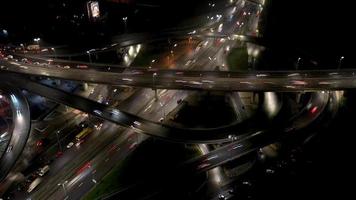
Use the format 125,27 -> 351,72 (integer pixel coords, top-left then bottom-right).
55,151 -> 63,158
76,161 -> 91,175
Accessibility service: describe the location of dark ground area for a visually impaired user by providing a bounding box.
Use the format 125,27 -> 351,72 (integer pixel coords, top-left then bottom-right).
175,92 -> 237,128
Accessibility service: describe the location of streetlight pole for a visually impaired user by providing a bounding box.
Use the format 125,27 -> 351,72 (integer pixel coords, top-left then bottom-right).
55,130 -> 63,152
87,51 -> 92,63
159,102 -> 166,118
33,38 -> 41,46
153,73 -> 158,101
20,44 -> 25,52
51,48 -> 56,58
296,57 -> 301,70
122,17 -> 128,33
338,56 -> 344,70
58,180 -> 68,197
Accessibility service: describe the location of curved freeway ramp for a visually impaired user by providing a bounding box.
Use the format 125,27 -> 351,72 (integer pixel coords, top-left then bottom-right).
0,83 -> 31,182
2,75 -> 280,144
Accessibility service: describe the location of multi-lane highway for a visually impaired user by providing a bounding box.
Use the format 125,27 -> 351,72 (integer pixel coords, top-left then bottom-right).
2,56 -> 356,92
2,75 -> 274,144
100,91 -> 332,200
0,1 -> 262,198
0,0 -> 339,199
0,0 -> 261,144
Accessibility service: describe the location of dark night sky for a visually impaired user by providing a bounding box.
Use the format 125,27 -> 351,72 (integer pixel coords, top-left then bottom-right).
1,0 -> 354,61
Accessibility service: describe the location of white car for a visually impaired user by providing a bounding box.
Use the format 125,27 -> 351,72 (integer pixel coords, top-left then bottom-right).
6,145 -> 13,153
66,142 -> 74,149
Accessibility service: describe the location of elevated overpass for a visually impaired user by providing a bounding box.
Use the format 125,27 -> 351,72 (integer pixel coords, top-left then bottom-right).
1,59 -> 355,92
1,74 -> 279,144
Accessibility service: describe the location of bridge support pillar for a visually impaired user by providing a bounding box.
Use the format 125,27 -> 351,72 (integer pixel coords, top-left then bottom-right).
154,89 -> 158,101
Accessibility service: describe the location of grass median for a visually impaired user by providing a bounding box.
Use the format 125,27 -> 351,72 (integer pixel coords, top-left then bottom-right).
227,47 -> 249,71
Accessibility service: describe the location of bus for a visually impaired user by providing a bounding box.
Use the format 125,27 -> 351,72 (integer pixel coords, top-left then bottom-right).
75,128 -> 93,145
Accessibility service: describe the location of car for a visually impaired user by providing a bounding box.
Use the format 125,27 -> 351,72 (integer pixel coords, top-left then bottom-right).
76,161 -> 91,175
66,142 -> 74,149
74,139 -> 82,147
79,121 -> 89,128
129,142 -> 138,150
197,163 -> 211,170
218,194 -> 226,200
6,145 -> 13,153
76,65 -> 88,69
93,109 -> 102,115
266,168 -> 275,174
36,140 -> 43,147
63,65 -> 70,69
38,165 -> 50,176
94,123 -> 103,130
55,151 -> 63,158
228,144 -> 243,151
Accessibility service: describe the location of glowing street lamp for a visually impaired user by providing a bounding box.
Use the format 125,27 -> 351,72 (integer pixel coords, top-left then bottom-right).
122,17 -> 128,32
33,38 -> 41,45
338,56 -> 345,69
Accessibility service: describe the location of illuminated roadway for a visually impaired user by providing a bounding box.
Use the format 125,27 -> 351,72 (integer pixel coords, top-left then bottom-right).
0,84 -> 31,181
101,91 -> 333,199
1,59 -> 356,92
2,75 -> 274,144
0,0 -> 262,144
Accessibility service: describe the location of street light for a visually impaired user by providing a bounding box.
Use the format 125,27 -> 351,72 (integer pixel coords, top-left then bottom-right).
55,130 -> 63,152
159,102 -> 166,118
33,38 -> 41,46
86,50 -> 92,63
51,48 -> 56,58
58,180 -> 68,196
122,17 -> 128,32
338,56 -> 345,69
153,73 -> 158,101
20,43 -> 25,51
296,57 -> 301,70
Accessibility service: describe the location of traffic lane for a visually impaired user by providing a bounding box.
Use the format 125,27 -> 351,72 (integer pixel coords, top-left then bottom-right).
49,127 -> 141,199
184,92 -> 330,174
107,92 -> 331,199
63,132 -> 138,200
0,84 -> 31,181
29,123 -> 124,199
27,20 -> 239,198
96,90 -> 320,200
9,112 -> 84,200
64,32 -> 234,199
291,92 -> 330,130
3,60 -> 356,91
63,76 -> 183,198
5,75 -> 269,144
53,39 -> 230,197
5,56 -> 356,79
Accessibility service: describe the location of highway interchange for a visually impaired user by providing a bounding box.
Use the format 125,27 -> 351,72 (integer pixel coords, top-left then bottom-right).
0,0 -> 348,199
